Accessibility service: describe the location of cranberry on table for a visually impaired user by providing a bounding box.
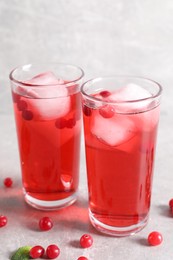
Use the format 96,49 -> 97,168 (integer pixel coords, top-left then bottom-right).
29,245 -> 45,259
169,198 -> 173,209
169,198 -> 173,214
0,215 -> 7,227
3,177 -> 13,188
39,217 -> 53,231
80,234 -> 93,248
77,257 -> 88,260
46,244 -> 60,259
148,231 -> 163,246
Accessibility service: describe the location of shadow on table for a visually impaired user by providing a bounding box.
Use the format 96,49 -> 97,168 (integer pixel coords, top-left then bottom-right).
155,204 -> 171,218
0,179 -> 95,234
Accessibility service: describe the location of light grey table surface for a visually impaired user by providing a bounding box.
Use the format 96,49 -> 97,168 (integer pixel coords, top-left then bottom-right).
0,0 -> 173,259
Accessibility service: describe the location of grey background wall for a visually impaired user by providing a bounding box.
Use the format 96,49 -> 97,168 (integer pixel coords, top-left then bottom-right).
0,0 -> 172,115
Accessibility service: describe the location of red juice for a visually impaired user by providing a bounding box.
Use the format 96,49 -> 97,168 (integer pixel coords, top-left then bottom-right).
12,90 -> 81,202
82,95 -> 160,230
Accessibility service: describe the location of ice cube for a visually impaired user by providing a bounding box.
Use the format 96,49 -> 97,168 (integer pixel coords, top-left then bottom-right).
25,71 -> 64,85
17,72 -> 70,120
91,112 -> 136,146
109,83 -> 152,112
110,83 -> 151,101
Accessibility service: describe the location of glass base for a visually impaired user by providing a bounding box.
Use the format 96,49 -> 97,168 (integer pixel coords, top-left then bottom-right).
24,191 -> 77,211
89,209 -> 148,237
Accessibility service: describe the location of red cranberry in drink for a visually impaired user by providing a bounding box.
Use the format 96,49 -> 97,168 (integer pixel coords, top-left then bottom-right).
99,105 -> 115,118
22,110 -> 33,121
66,118 -> 76,128
55,118 -> 67,129
17,100 -> 27,111
12,93 -> 21,103
99,90 -> 111,98
83,105 -> 92,117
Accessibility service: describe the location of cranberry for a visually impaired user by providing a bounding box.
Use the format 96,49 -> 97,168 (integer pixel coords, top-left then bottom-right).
148,231 -> 163,246
169,198 -> 173,209
3,177 -> 13,188
46,244 -> 60,259
12,93 -> 21,103
17,100 -> 27,111
22,110 -> 33,121
55,118 -> 67,129
39,217 -> 53,231
99,90 -> 111,98
0,215 -> 7,227
80,234 -> 93,248
29,245 -> 45,259
77,257 -> 88,260
83,105 -> 92,117
66,118 -> 76,128
99,105 -> 115,118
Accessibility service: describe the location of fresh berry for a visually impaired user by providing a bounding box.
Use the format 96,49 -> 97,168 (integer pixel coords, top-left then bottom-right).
17,100 -> 27,111
4,177 -> 13,188
29,245 -> 45,259
80,234 -> 93,248
83,105 -> 92,117
46,244 -> 60,259
39,217 -> 53,231
99,105 -> 115,118
55,118 -> 67,129
22,110 -> 33,121
99,90 -> 111,98
169,199 -> 173,214
77,257 -> 88,260
0,215 -> 7,227
148,231 -> 163,246
66,118 -> 76,128
169,198 -> 173,209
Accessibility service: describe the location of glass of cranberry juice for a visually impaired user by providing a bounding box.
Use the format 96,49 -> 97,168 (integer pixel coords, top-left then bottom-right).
10,63 -> 84,210
81,76 -> 162,236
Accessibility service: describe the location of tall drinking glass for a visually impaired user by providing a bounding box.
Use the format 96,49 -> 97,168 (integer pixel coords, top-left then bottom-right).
81,76 -> 162,236
10,63 -> 84,210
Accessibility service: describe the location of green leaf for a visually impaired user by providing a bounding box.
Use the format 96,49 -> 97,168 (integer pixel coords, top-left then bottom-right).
11,246 -> 32,260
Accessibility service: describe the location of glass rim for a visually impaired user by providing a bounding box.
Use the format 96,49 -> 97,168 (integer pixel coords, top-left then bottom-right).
81,75 -> 162,105
9,62 -> 85,87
